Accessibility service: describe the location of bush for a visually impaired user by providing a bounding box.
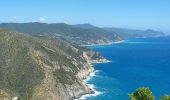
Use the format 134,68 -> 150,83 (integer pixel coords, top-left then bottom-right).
160,95 -> 170,100
128,87 -> 154,100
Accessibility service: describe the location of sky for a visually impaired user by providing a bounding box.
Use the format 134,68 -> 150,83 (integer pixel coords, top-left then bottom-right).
0,0 -> 170,33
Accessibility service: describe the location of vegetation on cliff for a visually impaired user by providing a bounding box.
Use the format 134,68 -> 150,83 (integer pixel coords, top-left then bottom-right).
0,29 -> 102,100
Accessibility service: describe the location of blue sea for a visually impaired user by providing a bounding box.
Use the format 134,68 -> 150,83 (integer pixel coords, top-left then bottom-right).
86,36 -> 170,100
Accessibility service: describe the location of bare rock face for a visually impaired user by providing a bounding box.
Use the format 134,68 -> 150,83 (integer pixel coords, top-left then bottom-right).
30,59 -> 95,100
29,49 -> 95,100
0,89 -> 11,100
12,97 -> 18,100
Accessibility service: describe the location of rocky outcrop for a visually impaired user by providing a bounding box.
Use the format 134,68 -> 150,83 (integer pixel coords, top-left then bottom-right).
83,51 -> 108,63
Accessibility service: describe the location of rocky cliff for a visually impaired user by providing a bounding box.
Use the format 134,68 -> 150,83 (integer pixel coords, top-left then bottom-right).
0,29 -> 105,100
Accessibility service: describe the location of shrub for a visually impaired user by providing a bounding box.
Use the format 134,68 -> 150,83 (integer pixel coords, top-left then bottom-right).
160,95 -> 170,100
128,87 -> 154,100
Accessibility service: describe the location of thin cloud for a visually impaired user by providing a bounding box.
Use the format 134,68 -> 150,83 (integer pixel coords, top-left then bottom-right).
9,17 -> 17,23
39,17 -> 46,21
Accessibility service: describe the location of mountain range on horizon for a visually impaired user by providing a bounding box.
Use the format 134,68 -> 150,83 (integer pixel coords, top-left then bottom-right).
0,22 -> 165,45
75,23 -> 165,39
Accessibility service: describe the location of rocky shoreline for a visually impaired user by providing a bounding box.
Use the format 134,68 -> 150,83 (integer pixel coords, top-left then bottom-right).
71,41 -> 117,100
75,58 -> 110,100
68,49 -> 111,100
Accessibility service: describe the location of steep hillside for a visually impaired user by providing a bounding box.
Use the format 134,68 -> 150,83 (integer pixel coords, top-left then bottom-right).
103,27 -> 165,39
0,23 -> 121,45
0,29 -> 106,100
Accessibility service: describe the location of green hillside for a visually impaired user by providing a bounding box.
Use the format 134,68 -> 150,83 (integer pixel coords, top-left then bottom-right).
0,23 -> 121,45
0,29 -> 102,100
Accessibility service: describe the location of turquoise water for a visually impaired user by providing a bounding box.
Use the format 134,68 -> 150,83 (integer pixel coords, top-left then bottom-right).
86,36 -> 170,100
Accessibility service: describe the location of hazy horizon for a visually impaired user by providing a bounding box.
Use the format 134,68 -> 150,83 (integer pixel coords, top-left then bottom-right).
0,0 -> 170,33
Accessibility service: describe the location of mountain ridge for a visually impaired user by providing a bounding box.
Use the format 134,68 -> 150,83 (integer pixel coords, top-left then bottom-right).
0,23 -> 164,46
0,23 -> 121,45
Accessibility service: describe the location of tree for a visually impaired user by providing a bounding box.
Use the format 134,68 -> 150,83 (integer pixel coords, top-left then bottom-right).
160,95 -> 170,100
128,87 -> 154,100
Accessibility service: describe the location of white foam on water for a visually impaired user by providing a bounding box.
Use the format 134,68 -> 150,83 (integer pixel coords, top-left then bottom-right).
78,84 -> 103,100
125,41 -> 148,44
95,60 -> 111,64
112,40 -> 127,44
76,70 -> 103,100
84,70 -> 99,83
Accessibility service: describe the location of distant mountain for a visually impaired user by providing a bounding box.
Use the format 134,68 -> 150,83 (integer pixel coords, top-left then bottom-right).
75,24 -> 165,39
0,23 -> 121,45
0,23 -> 164,45
74,23 -> 97,29
0,29 -> 106,100
103,27 -> 165,39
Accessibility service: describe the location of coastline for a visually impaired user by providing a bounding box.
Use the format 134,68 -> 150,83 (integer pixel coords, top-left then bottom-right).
77,35 -> 168,100
77,59 -> 111,100
80,40 -> 126,47
78,70 -> 101,100
76,40 -> 124,100
80,35 -> 165,47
